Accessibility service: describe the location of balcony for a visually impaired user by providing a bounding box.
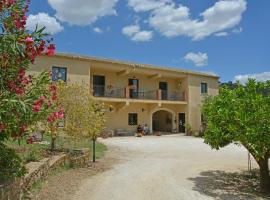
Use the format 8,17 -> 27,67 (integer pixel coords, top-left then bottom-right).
91,85 -> 187,102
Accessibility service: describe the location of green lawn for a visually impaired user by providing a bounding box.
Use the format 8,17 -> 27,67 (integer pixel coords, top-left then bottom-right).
4,134 -> 107,163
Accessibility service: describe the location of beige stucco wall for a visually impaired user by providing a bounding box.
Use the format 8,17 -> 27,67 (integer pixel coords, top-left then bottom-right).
29,56 -> 91,86
29,55 -> 219,134
187,74 -> 219,132
90,68 -> 187,99
103,102 -> 187,133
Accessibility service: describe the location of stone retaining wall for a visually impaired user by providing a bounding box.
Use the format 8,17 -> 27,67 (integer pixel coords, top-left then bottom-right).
0,149 -> 90,200
68,148 -> 90,167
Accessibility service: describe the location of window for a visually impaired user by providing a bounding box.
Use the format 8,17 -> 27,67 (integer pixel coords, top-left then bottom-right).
128,113 -> 138,125
52,66 -> 67,82
201,83 -> 208,94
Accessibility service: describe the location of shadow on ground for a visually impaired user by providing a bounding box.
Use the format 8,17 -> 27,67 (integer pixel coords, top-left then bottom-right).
188,170 -> 270,200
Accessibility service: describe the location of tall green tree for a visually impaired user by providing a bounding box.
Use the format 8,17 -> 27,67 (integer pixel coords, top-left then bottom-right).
202,79 -> 270,193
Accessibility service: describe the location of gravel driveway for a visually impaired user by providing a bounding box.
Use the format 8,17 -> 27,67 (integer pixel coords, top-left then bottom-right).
72,135 -> 267,200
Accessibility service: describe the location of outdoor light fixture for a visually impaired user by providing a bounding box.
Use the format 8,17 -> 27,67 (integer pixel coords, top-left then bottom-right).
109,105 -> 113,112
178,81 -> 182,88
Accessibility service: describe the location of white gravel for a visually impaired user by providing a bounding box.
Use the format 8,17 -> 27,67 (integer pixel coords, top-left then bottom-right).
72,135 -> 262,200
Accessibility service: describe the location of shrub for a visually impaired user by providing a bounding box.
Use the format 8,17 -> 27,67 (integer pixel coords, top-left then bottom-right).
0,144 -> 26,183
24,149 -> 40,163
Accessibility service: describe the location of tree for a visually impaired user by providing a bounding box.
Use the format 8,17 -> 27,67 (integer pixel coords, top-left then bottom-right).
202,79 -> 270,193
0,0 -> 62,180
0,0 -> 59,143
57,82 -> 105,162
220,81 -> 238,90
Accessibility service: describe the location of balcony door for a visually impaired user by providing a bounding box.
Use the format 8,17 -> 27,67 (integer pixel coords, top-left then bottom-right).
93,75 -> 105,97
129,78 -> 139,98
178,113 -> 186,133
159,82 -> 168,100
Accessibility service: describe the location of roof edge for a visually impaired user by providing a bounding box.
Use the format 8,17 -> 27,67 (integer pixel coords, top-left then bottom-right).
45,52 -> 220,79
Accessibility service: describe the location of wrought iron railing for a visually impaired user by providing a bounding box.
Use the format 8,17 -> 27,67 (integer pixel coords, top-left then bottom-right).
91,85 -> 187,101
92,85 -> 125,98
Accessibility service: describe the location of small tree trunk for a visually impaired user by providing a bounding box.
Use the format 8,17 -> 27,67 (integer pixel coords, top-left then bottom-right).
51,136 -> 56,152
258,156 -> 270,194
92,139 -> 96,162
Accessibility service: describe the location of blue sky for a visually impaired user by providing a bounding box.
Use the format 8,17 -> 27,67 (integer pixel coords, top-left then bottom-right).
27,0 -> 270,82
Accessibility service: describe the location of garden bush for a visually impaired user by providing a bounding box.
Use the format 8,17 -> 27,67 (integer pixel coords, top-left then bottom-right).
0,143 -> 26,183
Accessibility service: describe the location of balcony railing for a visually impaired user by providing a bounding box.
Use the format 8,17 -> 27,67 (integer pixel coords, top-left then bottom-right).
91,85 -> 187,101
92,85 -> 125,98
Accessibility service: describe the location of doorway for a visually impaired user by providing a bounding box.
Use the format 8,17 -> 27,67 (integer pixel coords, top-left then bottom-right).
178,113 -> 185,133
152,110 -> 173,132
129,78 -> 139,98
93,75 -> 105,97
159,82 -> 168,100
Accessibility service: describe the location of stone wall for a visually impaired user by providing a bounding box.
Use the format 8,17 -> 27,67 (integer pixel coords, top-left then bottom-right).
68,148 -> 90,167
0,149 -> 90,200
22,153 -> 67,193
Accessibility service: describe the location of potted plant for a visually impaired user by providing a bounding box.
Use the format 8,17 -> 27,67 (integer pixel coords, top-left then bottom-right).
185,124 -> 193,136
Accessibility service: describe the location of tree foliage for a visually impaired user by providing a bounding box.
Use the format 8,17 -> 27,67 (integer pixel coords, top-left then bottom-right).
0,0 -> 62,180
0,0 -> 59,143
0,143 -> 26,183
202,79 -> 270,193
220,81 -> 238,90
57,82 -> 106,140
57,82 -> 105,162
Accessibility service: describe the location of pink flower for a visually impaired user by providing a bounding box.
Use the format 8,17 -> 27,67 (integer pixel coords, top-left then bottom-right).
54,108 -> 65,119
49,85 -> 57,92
6,0 -> 15,7
14,20 -> 21,29
45,44 -> 55,56
47,115 -> 55,123
32,103 -> 41,112
51,94 -> 57,101
58,112 -> 64,119
18,68 -> 25,78
25,36 -> 34,44
21,77 -> 29,85
39,95 -> 46,103
47,100 -> 52,108
27,137 -> 33,144
15,87 -> 24,95
8,80 -> 16,90
53,112 -> 58,118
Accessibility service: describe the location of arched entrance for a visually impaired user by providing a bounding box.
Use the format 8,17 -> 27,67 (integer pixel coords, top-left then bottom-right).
152,110 -> 173,133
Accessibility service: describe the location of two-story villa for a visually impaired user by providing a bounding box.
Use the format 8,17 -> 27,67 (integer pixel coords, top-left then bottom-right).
30,53 -> 219,135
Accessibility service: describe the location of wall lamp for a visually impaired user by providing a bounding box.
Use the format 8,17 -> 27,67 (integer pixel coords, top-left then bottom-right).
109,105 -> 114,112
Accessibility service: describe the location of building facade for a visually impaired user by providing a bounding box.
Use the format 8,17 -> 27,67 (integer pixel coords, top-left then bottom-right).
30,53 -> 219,135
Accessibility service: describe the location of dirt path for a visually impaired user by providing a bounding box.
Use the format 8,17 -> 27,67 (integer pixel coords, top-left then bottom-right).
33,147 -> 121,200
72,135 -> 269,200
